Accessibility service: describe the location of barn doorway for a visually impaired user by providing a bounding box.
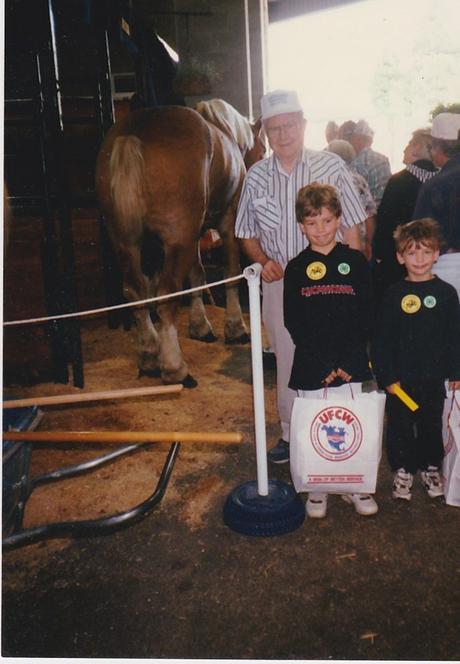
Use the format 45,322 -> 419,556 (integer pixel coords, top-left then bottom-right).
267,0 -> 460,170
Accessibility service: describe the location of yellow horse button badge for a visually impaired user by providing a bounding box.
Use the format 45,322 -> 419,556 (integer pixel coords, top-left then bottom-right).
401,294 -> 421,314
306,261 -> 327,280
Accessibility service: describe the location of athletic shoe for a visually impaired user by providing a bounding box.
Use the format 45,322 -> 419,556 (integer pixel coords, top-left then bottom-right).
267,438 -> 289,464
421,466 -> 444,498
341,493 -> 378,515
306,493 -> 328,519
392,468 -> 413,501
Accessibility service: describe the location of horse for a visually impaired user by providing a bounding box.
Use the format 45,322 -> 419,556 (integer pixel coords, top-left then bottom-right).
96,100 -> 264,387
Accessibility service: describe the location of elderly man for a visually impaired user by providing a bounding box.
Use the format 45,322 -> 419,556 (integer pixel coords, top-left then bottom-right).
413,112 -> 460,299
235,90 -> 366,464
349,119 -> 391,207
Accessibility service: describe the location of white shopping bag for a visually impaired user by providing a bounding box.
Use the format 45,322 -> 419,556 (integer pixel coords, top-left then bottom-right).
442,390 -> 460,507
290,390 -> 386,494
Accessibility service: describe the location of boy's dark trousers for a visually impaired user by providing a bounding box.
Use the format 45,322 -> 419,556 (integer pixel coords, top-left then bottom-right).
385,385 -> 445,474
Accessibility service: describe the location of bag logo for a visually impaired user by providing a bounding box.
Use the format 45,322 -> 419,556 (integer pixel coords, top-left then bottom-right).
310,406 -> 363,461
401,294 -> 421,314
306,261 -> 327,280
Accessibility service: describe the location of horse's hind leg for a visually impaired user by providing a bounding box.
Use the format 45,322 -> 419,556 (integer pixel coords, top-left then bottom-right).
188,248 -> 217,343
220,205 -> 250,345
118,242 -> 161,376
156,242 -> 199,387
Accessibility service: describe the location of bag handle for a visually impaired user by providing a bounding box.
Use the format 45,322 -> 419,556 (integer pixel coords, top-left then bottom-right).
447,387 -> 459,426
322,383 -> 354,400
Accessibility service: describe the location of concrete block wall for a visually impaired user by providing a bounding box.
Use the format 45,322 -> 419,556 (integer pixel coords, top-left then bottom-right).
172,0 -> 267,120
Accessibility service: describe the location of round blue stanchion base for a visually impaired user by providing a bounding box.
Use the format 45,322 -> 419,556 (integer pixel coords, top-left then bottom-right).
223,479 -> 305,537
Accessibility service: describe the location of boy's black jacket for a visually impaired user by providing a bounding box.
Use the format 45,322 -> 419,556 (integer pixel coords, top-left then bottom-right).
284,242 -> 372,390
371,276 -> 460,390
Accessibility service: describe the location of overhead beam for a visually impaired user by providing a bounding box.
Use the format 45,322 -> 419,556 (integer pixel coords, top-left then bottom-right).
268,0 -> 367,23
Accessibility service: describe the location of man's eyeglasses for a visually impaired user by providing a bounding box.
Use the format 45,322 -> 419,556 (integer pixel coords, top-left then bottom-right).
266,120 -> 301,137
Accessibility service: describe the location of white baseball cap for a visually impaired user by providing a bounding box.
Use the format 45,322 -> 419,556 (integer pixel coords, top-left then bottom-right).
353,119 -> 374,138
260,90 -> 303,120
431,113 -> 460,140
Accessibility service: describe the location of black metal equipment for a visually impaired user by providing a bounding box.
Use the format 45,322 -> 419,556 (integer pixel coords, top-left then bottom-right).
2,402 -> 180,550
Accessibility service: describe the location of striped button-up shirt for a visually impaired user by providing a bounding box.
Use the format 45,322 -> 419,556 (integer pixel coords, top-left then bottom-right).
235,148 -> 366,267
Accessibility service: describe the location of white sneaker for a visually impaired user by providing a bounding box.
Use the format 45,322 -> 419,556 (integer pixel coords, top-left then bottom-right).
306,493 -> 328,519
341,493 -> 378,516
392,468 -> 413,501
421,466 -> 444,498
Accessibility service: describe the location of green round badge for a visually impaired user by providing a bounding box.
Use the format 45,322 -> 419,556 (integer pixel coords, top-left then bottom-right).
338,262 -> 350,275
424,295 -> 437,309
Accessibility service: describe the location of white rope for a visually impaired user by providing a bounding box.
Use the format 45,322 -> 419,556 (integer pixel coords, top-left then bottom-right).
3,273 -> 245,327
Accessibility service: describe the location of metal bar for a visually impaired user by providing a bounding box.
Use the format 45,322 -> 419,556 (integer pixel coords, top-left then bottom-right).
29,444 -> 144,490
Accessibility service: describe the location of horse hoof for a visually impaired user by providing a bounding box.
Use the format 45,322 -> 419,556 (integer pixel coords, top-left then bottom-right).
199,331 -> 218,343
181,374 -> 198,389
138,367 -> 161,378
225,332 -> 250,346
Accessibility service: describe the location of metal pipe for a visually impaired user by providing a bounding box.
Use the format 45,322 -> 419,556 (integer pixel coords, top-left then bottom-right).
243,262 -> 268,496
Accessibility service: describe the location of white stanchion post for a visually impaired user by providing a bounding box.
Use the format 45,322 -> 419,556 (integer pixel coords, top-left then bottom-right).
244,263 -> 269,496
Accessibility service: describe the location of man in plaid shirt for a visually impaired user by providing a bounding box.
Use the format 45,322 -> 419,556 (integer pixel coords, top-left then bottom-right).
350,119 -> 392,207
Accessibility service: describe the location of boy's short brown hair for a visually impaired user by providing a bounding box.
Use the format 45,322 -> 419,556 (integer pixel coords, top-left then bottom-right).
393,218 -> 445,254
295,183 -> 342,223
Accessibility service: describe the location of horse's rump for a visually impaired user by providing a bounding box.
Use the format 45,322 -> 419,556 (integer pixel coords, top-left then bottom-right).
99,107 -> 216,242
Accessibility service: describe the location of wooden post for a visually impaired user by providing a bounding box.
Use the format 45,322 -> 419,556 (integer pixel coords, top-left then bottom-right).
3,431 -> 243,445
3,384 -> 183,409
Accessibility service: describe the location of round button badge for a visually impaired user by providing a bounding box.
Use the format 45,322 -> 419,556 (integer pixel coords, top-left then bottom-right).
338,262 -> 350,275
423,295 -> 437,309
401,294 -> 421,314
306,261 -> 327,280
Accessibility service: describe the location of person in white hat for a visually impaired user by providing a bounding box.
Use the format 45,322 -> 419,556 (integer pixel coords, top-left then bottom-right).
349,119 -> 392,207
413,112 -> 460,299
235,89 -> 366,469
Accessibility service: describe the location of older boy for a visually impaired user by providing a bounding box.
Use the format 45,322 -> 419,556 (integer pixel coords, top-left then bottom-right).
284,183 -> 377,518
372,219 -> 460,500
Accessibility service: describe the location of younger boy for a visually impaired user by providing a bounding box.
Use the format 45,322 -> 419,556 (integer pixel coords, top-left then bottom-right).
372,218 -> 460,500
284,183 -> 377,518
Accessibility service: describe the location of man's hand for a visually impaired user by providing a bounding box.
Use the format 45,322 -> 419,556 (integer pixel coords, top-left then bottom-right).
386,381 -> 401,395
261,259 -> 284,283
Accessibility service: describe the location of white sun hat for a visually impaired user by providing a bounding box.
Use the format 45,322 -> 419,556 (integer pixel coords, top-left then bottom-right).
260,90 -> 303,120
431,113 -> 460,140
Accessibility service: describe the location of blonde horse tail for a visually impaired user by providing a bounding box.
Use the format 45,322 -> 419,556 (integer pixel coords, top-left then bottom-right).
109,135 -> 147,239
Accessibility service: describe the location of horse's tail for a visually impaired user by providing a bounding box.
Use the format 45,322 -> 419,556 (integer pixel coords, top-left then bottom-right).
109,135 -> 147,238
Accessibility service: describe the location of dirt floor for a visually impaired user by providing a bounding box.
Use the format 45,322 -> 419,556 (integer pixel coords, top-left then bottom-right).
2,215 -> 460,660
2,304 -> 460,660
